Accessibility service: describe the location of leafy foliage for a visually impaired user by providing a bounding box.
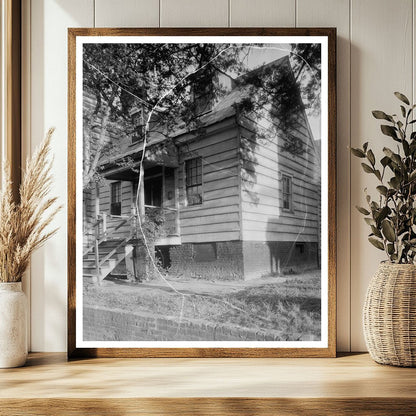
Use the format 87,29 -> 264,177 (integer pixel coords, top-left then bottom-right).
82,43 -> 321,188
351,92 -> 416,263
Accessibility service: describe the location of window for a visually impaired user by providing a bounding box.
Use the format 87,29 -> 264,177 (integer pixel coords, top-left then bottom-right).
186,157 -> 203,206
110,182 -> 121,215
282,174 -> 292,211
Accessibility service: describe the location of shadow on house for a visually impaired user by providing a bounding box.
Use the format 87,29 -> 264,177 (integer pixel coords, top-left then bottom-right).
266,218 -> 319,276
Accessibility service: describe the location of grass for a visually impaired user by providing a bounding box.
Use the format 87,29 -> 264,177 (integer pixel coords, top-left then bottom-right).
84,272 -> 321,340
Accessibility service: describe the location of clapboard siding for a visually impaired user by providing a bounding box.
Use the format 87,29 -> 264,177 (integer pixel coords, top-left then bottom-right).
242,194 -> 319,215
243,163 -> 318,193
181,205 -> 240,220
177,121 -> 241,242
243,230 -> 318,243
243,221 -> 318,239
182,231 -> 241,244
243,109 -> 313,145
241,201 -> 318,219
240,129 -> 318,175
180,212 -> 239,227
181,195 -> 240,212
239,112 -> 320,242
242,211 -> 318,227
243,179 -> 319,202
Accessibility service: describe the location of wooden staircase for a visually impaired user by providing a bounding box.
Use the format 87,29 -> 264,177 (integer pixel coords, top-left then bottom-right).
83,239 -> 133,284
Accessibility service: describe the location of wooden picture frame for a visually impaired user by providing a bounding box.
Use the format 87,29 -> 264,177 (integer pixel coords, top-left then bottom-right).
68,28 -> 336,358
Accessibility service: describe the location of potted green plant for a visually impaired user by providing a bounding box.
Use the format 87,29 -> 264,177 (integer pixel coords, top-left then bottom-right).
352,92 -> 416,366
0,128 -> 60,368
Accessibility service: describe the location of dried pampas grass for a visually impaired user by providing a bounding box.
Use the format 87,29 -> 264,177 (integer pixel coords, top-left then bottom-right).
0,128 -> 61,282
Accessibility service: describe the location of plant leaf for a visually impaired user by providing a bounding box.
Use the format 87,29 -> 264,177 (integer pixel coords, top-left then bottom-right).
350,147 -> 366,158
387,243 -> 395,255
381,125 -> 399,141
403,140 -> 410,156
409,169 -> 416,182
381,219 -> 396,242
372,110 -> 394,122
371,201 -> 380,210
380,156 -> 390,167
361,163 -> 374,174
369,237 -> 385,251
401,105 -> 406,117
383,147 -> 402,164
367,149 -> 375,166
371,225 -> 382,238
389,176 -> 401,189
364,217 -> 375,226
356,206 -> 370,215
394,91 -> 410,105
376,206 -> 390,224
376,185 -> 388,196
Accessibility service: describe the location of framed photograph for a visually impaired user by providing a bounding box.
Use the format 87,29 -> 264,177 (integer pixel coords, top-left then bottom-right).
68,28 -> 336,358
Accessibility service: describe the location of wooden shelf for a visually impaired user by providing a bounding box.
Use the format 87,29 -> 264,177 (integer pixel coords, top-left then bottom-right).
1,352 -> 416,415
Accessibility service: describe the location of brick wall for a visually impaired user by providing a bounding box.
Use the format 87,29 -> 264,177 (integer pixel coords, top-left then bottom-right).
168,240 -> 318,281
169,241 -> 244,280
83,306 -> 318,342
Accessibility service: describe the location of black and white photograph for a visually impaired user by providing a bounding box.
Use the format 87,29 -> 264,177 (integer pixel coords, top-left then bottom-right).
73,33 -> 331,351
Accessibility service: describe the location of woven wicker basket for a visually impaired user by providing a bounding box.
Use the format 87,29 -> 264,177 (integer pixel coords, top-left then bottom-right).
363,262 -> 416,367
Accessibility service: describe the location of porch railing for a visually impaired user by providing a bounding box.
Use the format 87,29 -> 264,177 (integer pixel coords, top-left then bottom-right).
83,207 -> 179,282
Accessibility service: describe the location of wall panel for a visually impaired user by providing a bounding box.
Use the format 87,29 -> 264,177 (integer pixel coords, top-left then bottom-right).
350,0 -> 413,351
29,0 -> 94,351
95,0 -> 159,27
230,0 -> 295,27
22,0 -> 31,350
23,0 -> 416,352
160,0 -> 228,27
297,0 -> 351,351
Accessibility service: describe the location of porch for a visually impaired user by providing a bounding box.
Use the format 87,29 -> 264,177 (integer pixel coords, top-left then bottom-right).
83,162 -> 181,284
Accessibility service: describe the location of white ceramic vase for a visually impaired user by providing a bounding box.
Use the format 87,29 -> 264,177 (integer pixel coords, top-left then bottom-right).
0,282 -> 27,368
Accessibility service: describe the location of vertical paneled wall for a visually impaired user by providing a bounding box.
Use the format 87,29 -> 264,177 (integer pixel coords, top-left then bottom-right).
24,0 -> 416,351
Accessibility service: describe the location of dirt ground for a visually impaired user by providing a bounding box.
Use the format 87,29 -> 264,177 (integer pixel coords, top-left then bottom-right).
100,271 -> 319,296
84,270 -> 321,338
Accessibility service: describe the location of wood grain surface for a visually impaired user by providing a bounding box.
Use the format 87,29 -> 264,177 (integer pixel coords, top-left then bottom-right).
1,353 -> 416,415
67,27 -> 336,358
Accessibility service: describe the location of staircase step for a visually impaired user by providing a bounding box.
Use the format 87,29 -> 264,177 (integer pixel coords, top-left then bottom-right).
83,238 -> 133,283
100,240 -> 126,248
83,247 -> 127,261
84,259 -> 96,267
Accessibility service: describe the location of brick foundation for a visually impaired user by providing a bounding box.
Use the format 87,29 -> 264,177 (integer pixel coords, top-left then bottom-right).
169,241 -> 244,280
83,305 -> 317,342
168,240 -> 318,281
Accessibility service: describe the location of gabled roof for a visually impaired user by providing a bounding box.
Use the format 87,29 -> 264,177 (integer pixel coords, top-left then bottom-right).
100,54 -> 317,167
171,55 -> 290,138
